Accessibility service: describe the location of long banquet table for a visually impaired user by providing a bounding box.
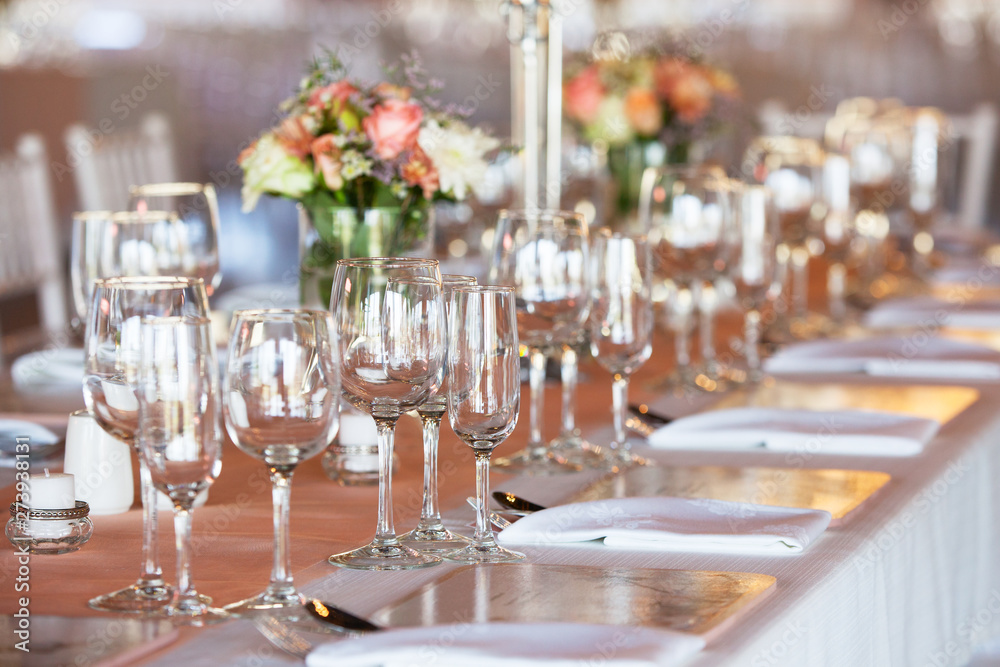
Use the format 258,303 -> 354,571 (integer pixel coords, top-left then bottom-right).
2,324 -> 1000,666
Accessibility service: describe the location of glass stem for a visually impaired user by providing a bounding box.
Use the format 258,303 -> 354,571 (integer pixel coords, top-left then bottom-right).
745,308 -> 762,376
675,307 -> 691,379
528,347 -> 546,450
828,262 -> 847,324
611,373 -> 629,453
473,449 -> 494,546
698,282 -> 716,371
792,245 -> 810,322
137,456 -> 164,589
373,417 -> 400,545
267,467 -> 296,599
417,412 -> 444,529
172,506 -> 201,614
559,345 -> 577,437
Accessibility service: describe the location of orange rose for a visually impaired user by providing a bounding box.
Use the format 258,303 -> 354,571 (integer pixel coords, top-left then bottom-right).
373,82 -> 412,101
653,59 -> 692,99
401,145 -> 439,198
275,115 -> 314,159
362,99 -> 423,160
670,69 -> 714,123
623,88 -> 662,136
564,65 -> 604,125
307,81 -> 358,112
311,134 -> 343,190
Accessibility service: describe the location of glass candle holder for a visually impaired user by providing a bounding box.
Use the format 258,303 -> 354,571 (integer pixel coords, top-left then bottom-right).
6,502 -> 93,555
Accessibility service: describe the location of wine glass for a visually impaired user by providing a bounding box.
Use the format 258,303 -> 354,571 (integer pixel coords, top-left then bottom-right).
589,231 -> 654,469
731,183 -> 779,382
100,211 -> 197,280
70,210 -> 114,333
639,167 -> 733,391
83,276 -> 210,613
223,309 -> 340,617
488,209 -> 589,475
328,258 -> 445,571
444,285 -> 524,564
135,316 -> 226,624
401,274 -> 477,552
743,136 -> 825,341
128,183 -> 222,295
819,154 -> 857,326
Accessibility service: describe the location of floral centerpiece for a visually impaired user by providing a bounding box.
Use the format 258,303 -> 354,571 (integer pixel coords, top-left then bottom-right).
239,52 -> 499,307
563,46 -> 741,221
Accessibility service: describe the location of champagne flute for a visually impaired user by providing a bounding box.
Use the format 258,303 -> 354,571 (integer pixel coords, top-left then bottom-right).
128,183 -> 222,295
444,285 -> 524,564
732,183 -> 779,382
328,258 -> 445,571
401,274 -> 476,552
489,209 -> 589,475
589,231 -> 654,469
84,276 -> 210,613
135,316 -> 226,624
223,309 -> 340,617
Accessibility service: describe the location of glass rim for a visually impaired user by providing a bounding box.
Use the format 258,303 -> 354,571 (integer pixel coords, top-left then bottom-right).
440,274 -> 477,285
497,208 -> 586,223
72,210 -> 115,222
451,284 -> 515,294
109,210 -> 178,223
128,182 -> 212,197
593,228 -> 649,243
335,257 -> 439,268
137,314 -> 213,328
92,276 -> 205,290
231,308 -> 332,321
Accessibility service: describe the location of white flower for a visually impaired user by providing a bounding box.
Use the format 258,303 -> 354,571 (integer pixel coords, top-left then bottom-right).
418,120 -> 499,200
238,133 -> 315,212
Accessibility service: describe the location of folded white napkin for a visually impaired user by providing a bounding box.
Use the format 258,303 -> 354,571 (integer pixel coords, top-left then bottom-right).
646,407 -> 939,457
11,348 -> 85,391
864,297 -> 1000,330
763,336 -> 1000,380
305,623 -> 705,667
0,419 -> 60,466
496,497 -> 830,555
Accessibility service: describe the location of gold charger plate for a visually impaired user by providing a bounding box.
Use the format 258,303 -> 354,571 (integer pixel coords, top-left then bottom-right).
373,564 -> 775,639
569,465 -> 891,523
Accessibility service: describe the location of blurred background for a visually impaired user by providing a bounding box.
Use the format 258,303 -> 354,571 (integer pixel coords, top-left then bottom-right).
1,0 -> 997,299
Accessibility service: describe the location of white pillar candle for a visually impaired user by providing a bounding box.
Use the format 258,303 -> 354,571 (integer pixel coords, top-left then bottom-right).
27,470 -> 75,539
338,409 -> 378,447
63,410 -> 134,515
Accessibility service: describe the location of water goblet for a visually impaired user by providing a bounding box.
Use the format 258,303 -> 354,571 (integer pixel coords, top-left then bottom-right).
444,285 -> 524,564
328,258 -> 445,571
135,316 -> 226,624
84,276 -> 209,614
223,309 -> 340,618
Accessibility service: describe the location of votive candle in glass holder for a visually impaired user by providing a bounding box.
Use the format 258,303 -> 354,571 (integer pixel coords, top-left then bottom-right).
26,471 -> 76,538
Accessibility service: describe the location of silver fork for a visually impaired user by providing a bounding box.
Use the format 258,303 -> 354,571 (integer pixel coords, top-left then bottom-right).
254,617 -> 313,660
465,496 -> 513,529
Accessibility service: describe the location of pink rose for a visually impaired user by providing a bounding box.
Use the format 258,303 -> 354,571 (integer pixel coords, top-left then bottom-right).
307,81 -> 358,112
311,134 -> 343,190
564,66 -> 604,125
362,99 -> 423,160
669,69 -> 714,124
275,115 -> 314,160
401,146 -> 439,198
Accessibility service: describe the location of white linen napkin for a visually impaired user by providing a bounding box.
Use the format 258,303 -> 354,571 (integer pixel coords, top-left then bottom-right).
11,348 -> 85,391
305,622 -> 705,667
646,407 -> 939,457
495,497 -> 830,555
0,419 -> 61,466
763,335 -> 1000,380
863,297 -> 1000,330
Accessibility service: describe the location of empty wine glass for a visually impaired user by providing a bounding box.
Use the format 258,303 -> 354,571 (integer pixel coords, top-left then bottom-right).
444,285 -> 524,564
731,183 -> 779,382
223,309 -> 340,617
639,167 -> 733,392
328,258 -> 445,571
70,210 -> 114,333
820,154 -> 857,326
401,274 -> 477,552
135,316 -> 226,624
589,231 -> 654,469
129,183 -> 221,295
488,209 -> 589,475
84,276 -> 210,613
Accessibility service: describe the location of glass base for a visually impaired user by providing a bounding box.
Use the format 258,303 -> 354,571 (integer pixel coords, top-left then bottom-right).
492,447 -> 582,475
88,581 -> 174,614
328,541 -> 442,571
548,433 -> 607,469
165,605 -> 229,626
443,540 -> 525,564
399,525 -> 470,552
597,446 -> 653,472
225,589 -> 307,620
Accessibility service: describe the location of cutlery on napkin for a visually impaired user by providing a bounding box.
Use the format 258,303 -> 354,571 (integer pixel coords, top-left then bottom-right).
304,622 -> 705,667
11,348 -> 85,391
0,419 -> 61,465
645,407 -> 939,457
495,497 -> 830,555
863,297 -> 1000,330
763,335 -> 1000,380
